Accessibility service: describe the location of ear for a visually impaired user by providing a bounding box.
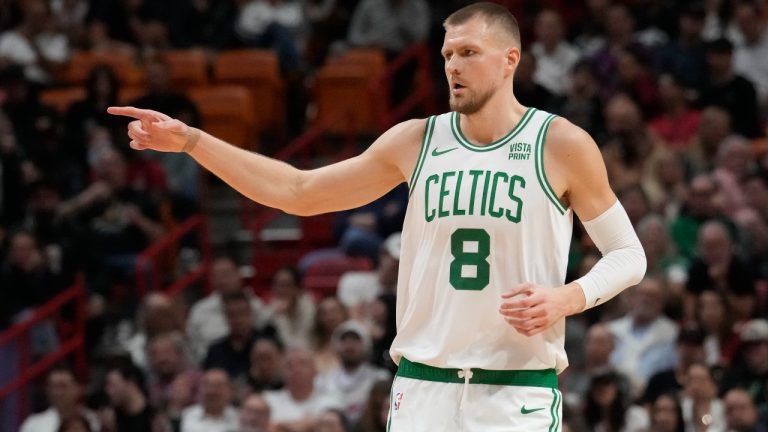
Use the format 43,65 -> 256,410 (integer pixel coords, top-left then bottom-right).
505,46 -> 521,77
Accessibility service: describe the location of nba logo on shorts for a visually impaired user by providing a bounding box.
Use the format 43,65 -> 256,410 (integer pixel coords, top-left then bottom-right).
394,392 -> 404,411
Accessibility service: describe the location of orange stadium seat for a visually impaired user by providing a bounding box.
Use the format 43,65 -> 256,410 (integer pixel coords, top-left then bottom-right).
61,51 -> 145,85
327,47 -> 387,78
311,63 -> 384,134
40,87 -> 86,114
159,49 -> 210,91
188,85 -> 256,149
213,49 -> 284,133
117,86 -> 147,105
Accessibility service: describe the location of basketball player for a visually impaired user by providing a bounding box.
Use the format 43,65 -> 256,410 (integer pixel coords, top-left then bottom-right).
109,3 -> 646,430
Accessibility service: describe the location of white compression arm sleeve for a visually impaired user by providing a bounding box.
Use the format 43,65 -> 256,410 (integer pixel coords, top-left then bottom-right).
574,200 -> 647,311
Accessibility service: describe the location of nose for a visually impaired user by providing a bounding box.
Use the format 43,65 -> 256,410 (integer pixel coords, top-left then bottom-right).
445,57 -> 460,76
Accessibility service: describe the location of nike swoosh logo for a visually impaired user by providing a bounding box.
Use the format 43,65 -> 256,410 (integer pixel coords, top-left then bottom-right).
520,406 -> 545,414
431,147 -> 458,156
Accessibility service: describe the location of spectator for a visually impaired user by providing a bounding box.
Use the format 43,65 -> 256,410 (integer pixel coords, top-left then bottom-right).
1,229 -> 64,324
680,363 -> 726,432
129,60 -> 201,199
367,293 -> 397,372
723,387 -> 768,432
239,393 -> 271,432
562,323 -> 616,408
686,220 -> 757,321
583,368 -> 645,432
656,4 -> 707,89
615,49 -> 659,117
104,359 -> 153,432
699,38 -> 762,138
187,256 -> 272,361
0,0 -> 69,83
246,335 -> 285,394
56,147 -> 165,293
63,65 -> 125,192
263,347 -> 342,429
642,325 -> 706,404
697,290 -> 740,367
0,65 -> 60,179
559,60 -> 604,138
145,332 -> 201,415
353,379 -> 391,432
203,291 -> 278,380
270,266 -> 315,350
732,207 -> 768,283
180,369 -> 239,432
592,3 -> 647,100
600,95 -> 662,192
112,292 -> 183,369
347,0 -> 430,55
311,296 -> 349,373
732,1 -> 768,105
20,367 -> 99,432
651,74 -> 701,150
722,319 -> 768,408
235,0 -> 303,74
316,320 -> 390,423
713,136 -> 754,216
636,214 -> 688,312
531,9 -> 581,96
649,392 -> 685,432
686,106 -> 734,176
514,52 -> 561,113
338,232 -> 400,316
670,174 -> 722,259
608,277 -> 678,394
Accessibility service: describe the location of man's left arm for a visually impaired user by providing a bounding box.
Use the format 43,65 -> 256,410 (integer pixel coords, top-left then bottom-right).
499,118 -> 646,336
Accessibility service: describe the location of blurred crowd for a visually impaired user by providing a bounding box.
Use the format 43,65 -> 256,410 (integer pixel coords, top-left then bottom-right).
2,0 -> 768,431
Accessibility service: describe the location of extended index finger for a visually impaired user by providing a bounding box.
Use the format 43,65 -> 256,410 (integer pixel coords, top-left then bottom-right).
107,106 -> 170,122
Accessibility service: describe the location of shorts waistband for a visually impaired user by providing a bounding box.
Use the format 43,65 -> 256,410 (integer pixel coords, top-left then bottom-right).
396,357 -> 557,388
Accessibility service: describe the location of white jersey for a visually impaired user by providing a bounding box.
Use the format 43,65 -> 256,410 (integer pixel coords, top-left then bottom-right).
390,108 -> 573,373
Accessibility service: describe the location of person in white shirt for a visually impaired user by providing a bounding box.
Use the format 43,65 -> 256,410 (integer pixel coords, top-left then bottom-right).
337,232 -> 400,316
531,9 -> 581,96
269,266 -> 315,350
263,348 -> 342,430
0,0 -> 69,84
181,369 -> 239,432
732,1 -> 768,104
239,393 -> 272,432
316,320 -> 391,423
20,367 -> 99,432
608,277 -> 678,396
187,256 -> 272,361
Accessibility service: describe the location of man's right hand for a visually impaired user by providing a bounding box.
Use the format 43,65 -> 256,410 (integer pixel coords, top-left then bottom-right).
107,106 -> 193,153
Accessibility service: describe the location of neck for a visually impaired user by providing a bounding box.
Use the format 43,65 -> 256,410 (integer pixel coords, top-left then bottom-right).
205,404 -> 226,417
342,361 -> 363,373
459,96 -> 527,145
55,403 -> 78,419
711,69 -> 732,83
289,385 -> 313,401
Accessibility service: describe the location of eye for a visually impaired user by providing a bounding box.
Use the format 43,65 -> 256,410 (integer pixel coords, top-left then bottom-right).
443,52 -> 452,61
463,49 -> 475,56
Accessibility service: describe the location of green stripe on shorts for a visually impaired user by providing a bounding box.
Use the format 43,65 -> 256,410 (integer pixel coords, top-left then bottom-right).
397,358 -> 557,388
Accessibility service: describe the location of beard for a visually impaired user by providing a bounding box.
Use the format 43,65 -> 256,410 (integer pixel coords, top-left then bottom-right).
449,85 -> 495,115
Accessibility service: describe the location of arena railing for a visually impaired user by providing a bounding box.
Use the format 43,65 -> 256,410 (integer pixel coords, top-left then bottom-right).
0,275 -> 87,426
134,214 -> 212,297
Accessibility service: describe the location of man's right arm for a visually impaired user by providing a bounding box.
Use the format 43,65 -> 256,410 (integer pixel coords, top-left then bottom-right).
108,107 -> 425,216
